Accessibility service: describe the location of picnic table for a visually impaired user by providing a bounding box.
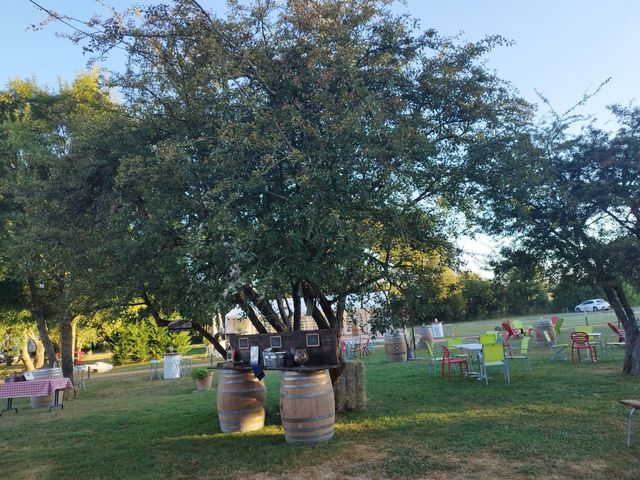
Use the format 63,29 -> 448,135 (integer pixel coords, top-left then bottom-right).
0,378 -> 73,415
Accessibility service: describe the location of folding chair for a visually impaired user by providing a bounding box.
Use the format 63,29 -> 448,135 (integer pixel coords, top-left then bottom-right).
543,330 -> 568,361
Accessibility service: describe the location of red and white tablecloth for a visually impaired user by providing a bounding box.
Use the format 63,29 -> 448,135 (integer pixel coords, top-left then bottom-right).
0,378 -> 73,399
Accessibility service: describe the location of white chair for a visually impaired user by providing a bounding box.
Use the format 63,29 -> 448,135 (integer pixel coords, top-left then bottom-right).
73,365 -> 89,391
180,356 -> 193,377
149,360 -> 162,380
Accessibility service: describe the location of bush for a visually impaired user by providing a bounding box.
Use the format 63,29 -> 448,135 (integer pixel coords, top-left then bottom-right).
105,319 -> 193,365
191,367 -> 210,380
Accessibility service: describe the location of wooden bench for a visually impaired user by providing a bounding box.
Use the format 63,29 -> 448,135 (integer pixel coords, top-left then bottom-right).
620,400 -> 640,447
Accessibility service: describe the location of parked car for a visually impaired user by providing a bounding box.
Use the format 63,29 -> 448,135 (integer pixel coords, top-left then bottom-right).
575,298 -> 611,312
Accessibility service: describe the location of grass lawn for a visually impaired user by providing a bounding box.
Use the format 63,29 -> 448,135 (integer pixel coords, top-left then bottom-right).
2,327 -> 640,479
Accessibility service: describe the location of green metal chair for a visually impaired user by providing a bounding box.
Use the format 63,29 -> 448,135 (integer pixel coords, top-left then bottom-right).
479,343 -> 510,385
479,333 -> 497,345
509,336 -> 531,370
424,340 -> 442,376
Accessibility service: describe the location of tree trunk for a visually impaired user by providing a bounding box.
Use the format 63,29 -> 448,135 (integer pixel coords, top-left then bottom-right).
603,284 -> 640,374
191,322 -> 227,357
292,282 -> 302,331
19,335 -> 35,371
242,286 -> 288,332
32,336 -> 45,369
59,314 -> 75,382
27,278 -> 57,367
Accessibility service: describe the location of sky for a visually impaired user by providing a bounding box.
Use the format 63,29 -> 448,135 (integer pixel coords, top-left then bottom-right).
2,0 -> 639,273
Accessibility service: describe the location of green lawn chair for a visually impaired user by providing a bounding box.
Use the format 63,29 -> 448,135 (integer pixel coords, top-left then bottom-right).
479,343 -> 510,385
554,318 -> 564,335
509,336 -> 531,370
544,330 -> 568,361
512,320 -> 525,335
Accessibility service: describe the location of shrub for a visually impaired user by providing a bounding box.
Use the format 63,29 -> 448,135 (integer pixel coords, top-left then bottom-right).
191,367 -> 210,380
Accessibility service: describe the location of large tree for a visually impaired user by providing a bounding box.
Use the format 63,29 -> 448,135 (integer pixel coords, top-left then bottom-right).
63,0 -> 526,333
471,105 -> 640,374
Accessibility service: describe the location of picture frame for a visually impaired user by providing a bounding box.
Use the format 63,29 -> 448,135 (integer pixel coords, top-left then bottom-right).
270,335 -> 282,349
305,333 -> 320,348
238,337 -> 250,350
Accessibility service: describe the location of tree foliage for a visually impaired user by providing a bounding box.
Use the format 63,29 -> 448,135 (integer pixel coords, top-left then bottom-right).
471,105 -> 640,374
59,0 -> 529,339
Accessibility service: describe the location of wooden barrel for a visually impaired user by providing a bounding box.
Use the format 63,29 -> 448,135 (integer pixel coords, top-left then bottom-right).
217,369 -> 266,433
30,368 -> 63,408
280,370 -> 335,445
384,334 -> 407,362
534,319 -> 555,347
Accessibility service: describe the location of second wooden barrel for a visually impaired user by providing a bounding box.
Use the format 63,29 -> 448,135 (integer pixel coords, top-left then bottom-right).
217,369 -> 266,433
384,334 -> 408,362
280,370 -> 335,445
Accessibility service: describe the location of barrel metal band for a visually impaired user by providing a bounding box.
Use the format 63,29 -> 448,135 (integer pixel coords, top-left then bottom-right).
282,381 -> 331,389
217,387 -> 265,394
281,413 -> 335,423
218,406 -> 265,416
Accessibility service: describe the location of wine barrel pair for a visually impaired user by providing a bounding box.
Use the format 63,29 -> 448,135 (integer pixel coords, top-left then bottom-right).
216,368 -> 335,445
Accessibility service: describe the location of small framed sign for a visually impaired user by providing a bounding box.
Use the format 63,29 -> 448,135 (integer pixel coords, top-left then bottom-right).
270,335 -> 282,349
238,337 -> 250,350
306,333 -> 320,348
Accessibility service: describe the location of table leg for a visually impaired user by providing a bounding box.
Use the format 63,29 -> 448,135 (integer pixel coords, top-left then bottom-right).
0,398 -> 18,416
48,389 -> 64,412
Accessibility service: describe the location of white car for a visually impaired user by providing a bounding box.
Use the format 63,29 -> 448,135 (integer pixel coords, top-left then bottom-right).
575,298 -> 611,312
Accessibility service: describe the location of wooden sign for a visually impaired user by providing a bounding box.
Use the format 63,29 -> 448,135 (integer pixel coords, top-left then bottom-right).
225,329 -> 338,371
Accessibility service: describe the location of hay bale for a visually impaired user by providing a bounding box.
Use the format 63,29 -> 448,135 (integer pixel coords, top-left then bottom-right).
334,362 -> 366,412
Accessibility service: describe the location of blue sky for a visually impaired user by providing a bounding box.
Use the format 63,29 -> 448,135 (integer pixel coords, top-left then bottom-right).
2,1 -> 638,126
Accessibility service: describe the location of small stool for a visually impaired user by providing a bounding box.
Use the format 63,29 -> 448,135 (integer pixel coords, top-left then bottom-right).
620,399 -> 640,447
73,365 -> 88,391
149,360 -> 162,380
180,356 -> 193,377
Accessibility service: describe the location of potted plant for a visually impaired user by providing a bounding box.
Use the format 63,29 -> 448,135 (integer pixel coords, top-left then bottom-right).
191,367 -> 214,391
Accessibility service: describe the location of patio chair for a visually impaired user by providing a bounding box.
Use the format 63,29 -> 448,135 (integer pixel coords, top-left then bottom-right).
509,336 -> 531,370
424,340 -> 442,377
497,331 -> 512,355
554,318 -> 564,336
440,346 -> 469,381
502,322 -> 521,339
479,343 -> 510,385
357,336 -> 372,357
620,399 -> 640,447
606,322 -> 626,356
570,332 -> 598,363
479,333 -> 497,345
543,330 -> 568,361
512,320 -> 526,336
608,322 -> 626,342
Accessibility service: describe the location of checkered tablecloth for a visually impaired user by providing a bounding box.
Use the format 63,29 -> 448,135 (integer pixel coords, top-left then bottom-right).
0,378 -> 73,399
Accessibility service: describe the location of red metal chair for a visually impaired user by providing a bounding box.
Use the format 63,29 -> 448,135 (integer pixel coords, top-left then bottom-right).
570,332 -> 598,363
440,346 -> 469,381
